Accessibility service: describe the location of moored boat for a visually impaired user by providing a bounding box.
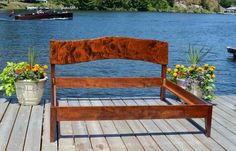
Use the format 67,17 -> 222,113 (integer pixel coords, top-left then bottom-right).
227,46 -> 236,60
14,11 -> 73,20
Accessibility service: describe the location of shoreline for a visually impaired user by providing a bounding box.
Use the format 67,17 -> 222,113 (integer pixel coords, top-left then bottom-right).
0,1 -> 224,14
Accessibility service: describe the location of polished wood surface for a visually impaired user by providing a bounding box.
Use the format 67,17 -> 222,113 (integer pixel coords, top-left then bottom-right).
56,77 -> 163,88
50,36 -> 168,65
50,37 -> 212,142
54,105 -> 210,121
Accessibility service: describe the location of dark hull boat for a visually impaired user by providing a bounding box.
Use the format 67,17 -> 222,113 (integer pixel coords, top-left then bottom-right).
227,47 -> 236,60
15,12 -> 73,20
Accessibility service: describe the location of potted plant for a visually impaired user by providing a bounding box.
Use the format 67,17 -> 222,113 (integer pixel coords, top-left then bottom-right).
167,63 -> 216,100
167,44 -> 216,101
0,49 -> 48,105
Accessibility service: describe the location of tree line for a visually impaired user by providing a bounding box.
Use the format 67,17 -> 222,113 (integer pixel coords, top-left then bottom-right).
50,0 -> 175,11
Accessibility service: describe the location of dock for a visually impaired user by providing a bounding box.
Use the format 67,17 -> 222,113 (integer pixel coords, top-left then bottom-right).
0,96 -> 236,151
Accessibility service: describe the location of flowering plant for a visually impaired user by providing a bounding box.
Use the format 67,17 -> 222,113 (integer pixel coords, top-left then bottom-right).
0,62 -> 48,96
0,49 -> 48,97
168,63 -> 216,101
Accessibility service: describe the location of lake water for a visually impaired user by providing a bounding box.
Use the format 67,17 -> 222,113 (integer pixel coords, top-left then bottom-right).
0,10 -> 236,99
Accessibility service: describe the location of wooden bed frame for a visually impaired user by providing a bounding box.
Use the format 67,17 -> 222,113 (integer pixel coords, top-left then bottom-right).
50,36 -> 213,142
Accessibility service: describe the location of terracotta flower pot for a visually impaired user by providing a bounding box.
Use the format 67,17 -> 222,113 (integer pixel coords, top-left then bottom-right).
15,78 -> 47,105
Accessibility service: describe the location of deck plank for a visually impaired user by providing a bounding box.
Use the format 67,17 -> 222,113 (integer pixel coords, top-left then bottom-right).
24,101 -> 44,151
1,96 -> 236,151
68,99 -> 93,151
91,99 -> 127,151
7,104 -> 31,151
0,98 -> 9,122
58,99 -> 76,151
165,98 -> 226,151
41,100 -> 57,151
154,99 -> 210,151
167,98 -> 236,151
102,99 -> 143,151
112,99 -> 145,151
143,98 -> 195,151
217,96 -> 236,110
79,99 -> 110,151
0,100 -> 19,151
121,98 -> 163,151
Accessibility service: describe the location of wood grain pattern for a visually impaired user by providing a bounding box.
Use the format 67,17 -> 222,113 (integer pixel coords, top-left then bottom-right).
50,36 -> 168,65
54,105 -> 210,121
50,36 -> 213,142
56,77 -> 162,88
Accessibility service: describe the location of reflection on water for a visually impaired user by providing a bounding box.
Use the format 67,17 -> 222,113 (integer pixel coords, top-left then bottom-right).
0,10 -> 236,98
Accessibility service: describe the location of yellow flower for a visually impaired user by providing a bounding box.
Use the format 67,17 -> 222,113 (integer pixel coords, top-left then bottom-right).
198,67 -> 204,72
175,64 -> 180,68
211,66 -> 216,70
174,69 -> 178,73
34,64 -> 40,70
173,72 -> 177,77
204,64 -> 209,68
209,68 -> 214,71
212,74 -> 216,79
39,68 -> 44,73
43,64 -> 48,70
180,65 -> 185,68
33,67 -> 38,72
43,72 -> 47,77
167,68 -> 171,73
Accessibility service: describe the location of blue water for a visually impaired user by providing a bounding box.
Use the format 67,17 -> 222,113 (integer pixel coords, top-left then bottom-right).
0,10 -> 236,99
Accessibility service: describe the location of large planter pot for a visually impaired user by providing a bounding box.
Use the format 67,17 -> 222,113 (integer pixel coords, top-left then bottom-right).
15,78 -> 47,105
176,78 -> 202,99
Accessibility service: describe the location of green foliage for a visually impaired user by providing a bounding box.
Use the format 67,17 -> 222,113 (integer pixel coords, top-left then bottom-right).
201,0 -> 210,10
0,62 -> 18,96
28,48 -> 36,68
50,0 -> 173,11
186,44 -> 210,65
220,0 -> 232,8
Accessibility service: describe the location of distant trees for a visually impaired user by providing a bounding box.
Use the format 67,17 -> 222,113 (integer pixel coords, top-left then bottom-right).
49,0 -> 222,11
219,0 -> 232,8
51,0 -> 172,11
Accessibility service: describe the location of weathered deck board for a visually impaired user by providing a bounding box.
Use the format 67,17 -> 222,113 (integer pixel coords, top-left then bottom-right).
92,99 -> 127,151
121,98 -> 162,151
0,98 -> 9,122
164,98 -> 225,151
68,100 -> 93,151
0,96 -> 236,151
79,99 -> 110,151
41,100 -> 57,151
7,105 -> 31,151
103,99 -> 145,151
58,99 -> 76,151
24,102 -> 44,151
0,99 -> 19,151
168,97 -> 236,151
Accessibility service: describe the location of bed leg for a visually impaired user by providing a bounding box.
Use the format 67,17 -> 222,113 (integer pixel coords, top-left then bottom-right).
205,106 -> 213,137
160,87 -> 166,101
50,107 -> 57,142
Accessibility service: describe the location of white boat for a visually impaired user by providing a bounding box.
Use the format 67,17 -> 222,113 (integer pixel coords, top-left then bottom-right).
26,6 -> 38,10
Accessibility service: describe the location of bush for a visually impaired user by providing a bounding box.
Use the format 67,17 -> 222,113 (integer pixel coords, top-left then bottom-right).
220,0 -> 232,8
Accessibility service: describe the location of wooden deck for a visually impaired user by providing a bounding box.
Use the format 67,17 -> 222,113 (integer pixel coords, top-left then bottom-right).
0,96 -> 236,151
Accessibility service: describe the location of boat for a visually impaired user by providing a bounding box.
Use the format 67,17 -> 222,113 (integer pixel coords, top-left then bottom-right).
227,46 -> 236,60
14,10 -> 73,20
